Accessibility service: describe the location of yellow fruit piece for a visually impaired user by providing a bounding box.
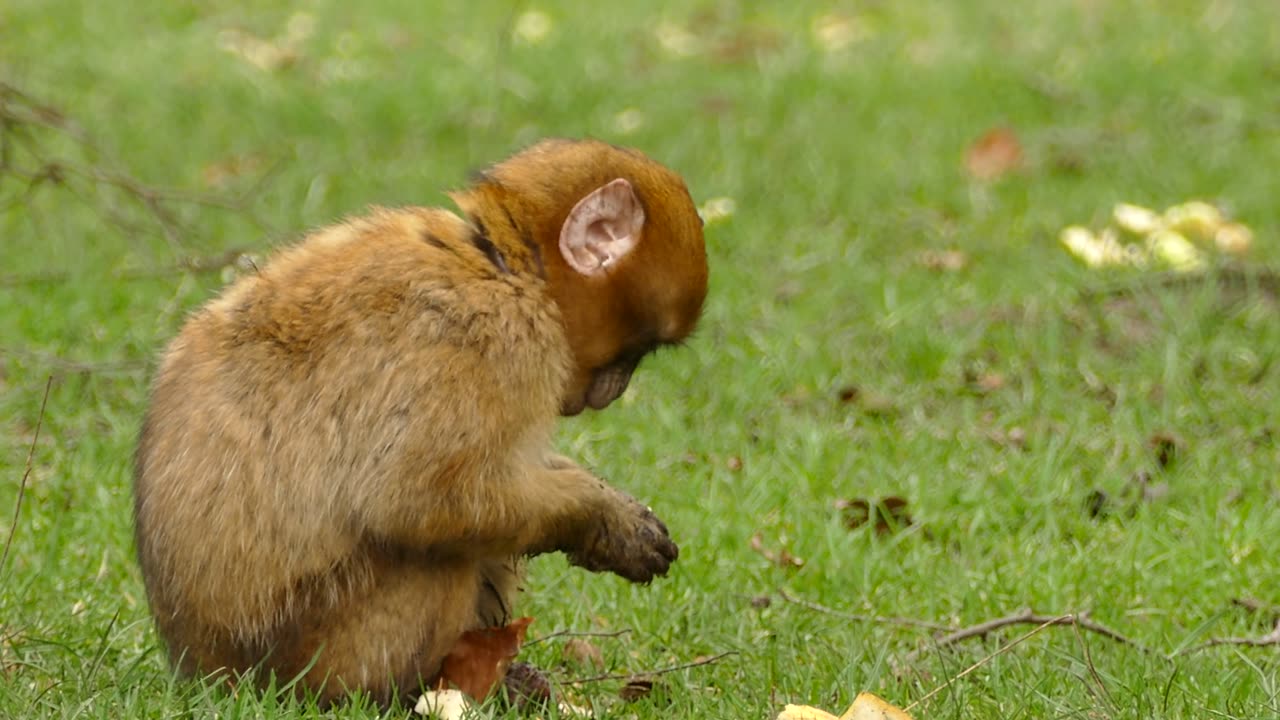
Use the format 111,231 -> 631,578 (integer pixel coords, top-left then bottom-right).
1163,201 -> 1223,240
1214,222 -> 1253,255
1060,225 -> 1104,267
1112,203 -> 1163,235
778,705 -> 840,720
1147,229 -> 1205,272
840,692 -> 916,720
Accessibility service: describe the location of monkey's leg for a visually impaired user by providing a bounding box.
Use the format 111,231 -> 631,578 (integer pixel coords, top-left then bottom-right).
265,551 -> 483,708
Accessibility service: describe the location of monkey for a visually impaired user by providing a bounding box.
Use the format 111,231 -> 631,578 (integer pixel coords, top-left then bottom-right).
131,139 -> 708,708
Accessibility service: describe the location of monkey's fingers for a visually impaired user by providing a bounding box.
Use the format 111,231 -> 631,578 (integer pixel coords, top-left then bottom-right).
568,504 -> 678,584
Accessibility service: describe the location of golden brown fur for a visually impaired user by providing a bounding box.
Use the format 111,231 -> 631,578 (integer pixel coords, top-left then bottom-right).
132,140 -> 707,706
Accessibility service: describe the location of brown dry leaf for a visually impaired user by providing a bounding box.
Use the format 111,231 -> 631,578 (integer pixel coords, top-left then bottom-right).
726,456 -> 744,472
987,426 -> 1028,452
835,385 -> 898,417
917,249 -> 969,272
1148,431 -> 1184,470
618,679 -> 655,702
964,126 -> 1024,181
838,497 -> 912,535
749,532 -> 804,569
201,154 -> 263,188
437,617 -> 533,700
562,638 -> 604,670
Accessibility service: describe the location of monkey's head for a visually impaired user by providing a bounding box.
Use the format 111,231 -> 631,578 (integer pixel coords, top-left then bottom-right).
456,139 -> 709,416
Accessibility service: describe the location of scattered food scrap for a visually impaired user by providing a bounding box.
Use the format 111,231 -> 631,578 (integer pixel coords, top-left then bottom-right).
1060,200 -> 1254,272
778,691 -> 914,720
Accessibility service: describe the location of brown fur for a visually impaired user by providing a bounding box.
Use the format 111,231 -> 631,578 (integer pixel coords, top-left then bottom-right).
132,140 -> 707,707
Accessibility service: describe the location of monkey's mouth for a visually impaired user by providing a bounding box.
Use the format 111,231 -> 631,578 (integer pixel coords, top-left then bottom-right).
560,396 -> 587,416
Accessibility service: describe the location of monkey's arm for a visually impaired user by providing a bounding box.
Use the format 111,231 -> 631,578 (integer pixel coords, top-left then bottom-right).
365,451 -> 676,583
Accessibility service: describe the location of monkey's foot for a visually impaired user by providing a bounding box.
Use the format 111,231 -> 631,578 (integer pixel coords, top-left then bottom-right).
500,661 -> 553,711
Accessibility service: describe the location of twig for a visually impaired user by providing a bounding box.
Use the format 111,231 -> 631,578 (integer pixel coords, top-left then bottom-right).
563,651 -> 736,685
1178,619 -> 1280,655
1072,621 -> 1117,710
0,348 -> 147,377
905,614 -> 1066,712
1,376 -> 52,577
902,608 -> 1157,664
523,628 -> 632,647
777,590 -> 951,631
0,247 -> 253,287
1079,265 -> 1280,303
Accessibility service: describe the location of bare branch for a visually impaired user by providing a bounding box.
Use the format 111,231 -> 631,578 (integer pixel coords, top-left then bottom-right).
563,651 -> 736,685
777,590 -> 952,631
1178,619 -> 1280,655
902,608 -> 1157,665
1,376 -> 52,577
523,628 -> 632,647
905,615 -> 1067,713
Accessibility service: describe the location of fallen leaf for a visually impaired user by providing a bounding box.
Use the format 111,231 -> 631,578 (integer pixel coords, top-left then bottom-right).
437,617 -> 533,700
1148,431 -> 1184,470
749,532 -> 805,569
618,679 -> 655,702
834,385 -> 898,416
916,249 -> 969,272
838,497 -> 912,535
1084,488 -> 1110,519
964,127 -> 1023,181
562,638 -> 604,670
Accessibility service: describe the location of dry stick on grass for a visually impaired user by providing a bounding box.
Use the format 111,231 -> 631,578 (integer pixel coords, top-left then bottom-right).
902,608 -> 1158,665
563,651 -> 736,685
0,81 -> 276,268
1178,619 -> 1280,655
0,248 -> 255,287
0,376 -> 52,578
523,628 -> 632,647
904,614 -> 1067,713
777,590 -> 952,631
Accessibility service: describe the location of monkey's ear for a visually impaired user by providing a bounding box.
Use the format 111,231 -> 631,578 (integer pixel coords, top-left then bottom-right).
559,178 -> 645,276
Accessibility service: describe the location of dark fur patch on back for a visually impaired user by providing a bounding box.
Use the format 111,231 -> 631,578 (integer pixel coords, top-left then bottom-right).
501,206 -> 545,278
420,230 -> 448,250
470,221 -> 512,275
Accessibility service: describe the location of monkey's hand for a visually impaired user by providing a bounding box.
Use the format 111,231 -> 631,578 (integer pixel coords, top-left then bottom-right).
567,491 -> 679,583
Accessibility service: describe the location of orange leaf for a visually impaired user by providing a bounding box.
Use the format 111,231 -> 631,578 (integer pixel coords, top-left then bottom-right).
437,617 -> 533,700
964,127 -> 1023,181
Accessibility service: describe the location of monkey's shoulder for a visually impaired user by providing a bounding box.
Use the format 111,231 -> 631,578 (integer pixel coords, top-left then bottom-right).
196,206 -> 564,362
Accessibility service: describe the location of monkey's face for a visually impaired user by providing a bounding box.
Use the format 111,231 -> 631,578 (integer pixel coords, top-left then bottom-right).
468,138 -> 708,416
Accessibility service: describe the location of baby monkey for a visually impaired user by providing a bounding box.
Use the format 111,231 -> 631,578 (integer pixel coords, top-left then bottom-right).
133,139 -> 708,706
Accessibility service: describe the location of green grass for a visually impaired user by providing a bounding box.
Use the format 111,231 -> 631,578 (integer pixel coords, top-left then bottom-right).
4,0 -> 1280,717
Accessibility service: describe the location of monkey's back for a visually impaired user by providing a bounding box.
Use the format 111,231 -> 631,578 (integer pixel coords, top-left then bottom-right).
133,206 -> 571,661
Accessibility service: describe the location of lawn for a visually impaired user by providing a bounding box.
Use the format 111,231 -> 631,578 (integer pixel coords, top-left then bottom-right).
3,1 -> 1280,717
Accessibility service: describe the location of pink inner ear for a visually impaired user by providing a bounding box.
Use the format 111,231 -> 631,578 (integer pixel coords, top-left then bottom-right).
559,178 -> 645,276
